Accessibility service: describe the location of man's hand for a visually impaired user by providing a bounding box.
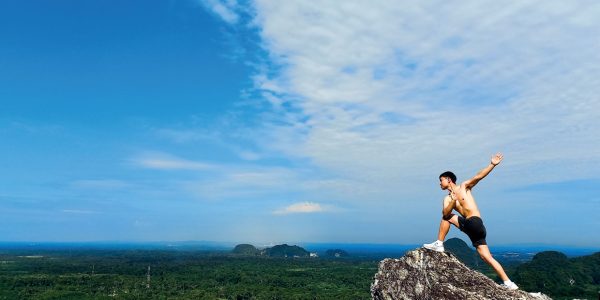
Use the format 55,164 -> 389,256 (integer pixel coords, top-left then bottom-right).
491,153 -> 503,166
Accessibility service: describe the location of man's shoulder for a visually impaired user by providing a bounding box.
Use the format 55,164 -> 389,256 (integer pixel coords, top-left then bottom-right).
459,182 -> 472,190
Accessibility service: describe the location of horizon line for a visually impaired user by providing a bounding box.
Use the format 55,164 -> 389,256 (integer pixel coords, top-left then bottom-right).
0,239 -> 598,250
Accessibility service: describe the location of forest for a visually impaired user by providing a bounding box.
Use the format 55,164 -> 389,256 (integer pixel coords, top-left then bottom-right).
0,248 -> 375,299
0,242 -> 598,300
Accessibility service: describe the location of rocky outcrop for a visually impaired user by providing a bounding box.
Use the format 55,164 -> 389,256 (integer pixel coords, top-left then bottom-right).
371,248 -> 551,300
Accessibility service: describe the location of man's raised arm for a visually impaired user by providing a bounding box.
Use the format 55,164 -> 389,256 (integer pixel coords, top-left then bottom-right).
463,153 -> 503,189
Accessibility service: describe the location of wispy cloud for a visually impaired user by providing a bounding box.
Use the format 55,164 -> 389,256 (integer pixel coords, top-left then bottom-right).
129,149 -> 323,201
199,0 -> 241,24
61,209 -> 99,214
182,166 -> 311,200
154,126 -> 263,161
133,152 -> 213,171
71,180 -> 134,190
1,120 -> 64,135
273,201 -> 327,215
248,0 -> 600,195
154,128 -> 216,144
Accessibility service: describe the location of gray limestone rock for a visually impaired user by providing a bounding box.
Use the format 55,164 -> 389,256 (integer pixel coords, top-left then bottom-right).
371,248 -> 552,300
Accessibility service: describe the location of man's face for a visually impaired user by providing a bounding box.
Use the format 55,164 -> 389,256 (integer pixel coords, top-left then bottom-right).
439,177 -> 451,190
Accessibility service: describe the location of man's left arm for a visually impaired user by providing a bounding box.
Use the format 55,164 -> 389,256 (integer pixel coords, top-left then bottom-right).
463,153 -> 503,189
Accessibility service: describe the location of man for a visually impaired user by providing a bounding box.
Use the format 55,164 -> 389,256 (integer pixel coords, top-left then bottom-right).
423,153 -> 519,290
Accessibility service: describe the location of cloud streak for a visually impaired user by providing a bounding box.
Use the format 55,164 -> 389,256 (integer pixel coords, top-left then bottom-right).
71,180 -> 134,190
273,202 -> 326,215
61,209 -> 99,215
133,152 -> 213,171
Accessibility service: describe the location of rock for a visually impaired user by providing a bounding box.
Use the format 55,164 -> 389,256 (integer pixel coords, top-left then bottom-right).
444,238 -> 485,270
371,248 -> 552,300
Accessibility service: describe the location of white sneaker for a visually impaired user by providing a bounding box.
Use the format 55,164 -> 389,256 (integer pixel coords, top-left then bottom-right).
422,240 -> 444,252
500,281 -> 519,290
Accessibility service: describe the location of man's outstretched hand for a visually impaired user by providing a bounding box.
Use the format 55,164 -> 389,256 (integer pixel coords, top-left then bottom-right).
491,153 -> 503,166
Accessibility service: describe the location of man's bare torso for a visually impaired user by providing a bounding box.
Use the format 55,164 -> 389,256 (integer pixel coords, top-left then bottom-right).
448,183 -> 481,218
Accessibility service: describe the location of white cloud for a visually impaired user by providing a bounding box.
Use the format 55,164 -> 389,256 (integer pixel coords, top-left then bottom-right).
273,201 -> 326,215
200,0 -> 241,24
248,0 -> 600,199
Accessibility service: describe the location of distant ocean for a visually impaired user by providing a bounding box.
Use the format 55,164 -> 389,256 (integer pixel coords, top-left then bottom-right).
0,241 -> 597,258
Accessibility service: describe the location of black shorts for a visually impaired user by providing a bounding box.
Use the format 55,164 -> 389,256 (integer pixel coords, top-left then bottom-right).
457,216 -> 487,247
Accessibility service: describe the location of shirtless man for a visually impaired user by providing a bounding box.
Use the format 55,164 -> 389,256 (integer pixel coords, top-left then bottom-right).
423,153 -> 519,290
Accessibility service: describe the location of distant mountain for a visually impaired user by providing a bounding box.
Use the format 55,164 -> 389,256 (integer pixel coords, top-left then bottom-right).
325,249 -> 350,258
264,244 -> 309,258
512,251 -> 600,299
444,238 -> 487,271
232,244 -> 259,255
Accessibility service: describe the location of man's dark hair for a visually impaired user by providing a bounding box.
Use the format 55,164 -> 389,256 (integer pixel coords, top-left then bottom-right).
439,171 -> 457,183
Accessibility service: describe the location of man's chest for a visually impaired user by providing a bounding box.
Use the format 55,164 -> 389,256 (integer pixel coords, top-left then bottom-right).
451,190 -> 473,207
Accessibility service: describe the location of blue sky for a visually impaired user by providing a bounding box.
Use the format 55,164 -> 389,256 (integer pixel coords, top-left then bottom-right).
1,1 -> 599,247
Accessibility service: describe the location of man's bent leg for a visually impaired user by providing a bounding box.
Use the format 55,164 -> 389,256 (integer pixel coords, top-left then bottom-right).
424,215 -> 460,252
437,219 -> 450,241
438,214 -> 459,241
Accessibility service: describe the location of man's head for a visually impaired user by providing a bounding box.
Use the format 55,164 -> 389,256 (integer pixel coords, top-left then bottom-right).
439,171 -> 457,190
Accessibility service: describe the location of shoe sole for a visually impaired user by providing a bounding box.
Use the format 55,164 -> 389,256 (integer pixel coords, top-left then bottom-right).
422,246 -> 444,252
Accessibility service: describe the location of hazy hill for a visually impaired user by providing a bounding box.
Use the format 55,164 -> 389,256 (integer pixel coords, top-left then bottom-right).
264,244 -> 309,258
325,249 -> 350,258
512,251 -> 600,299
231,243 -> 310,258
232,244 -> 259,255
